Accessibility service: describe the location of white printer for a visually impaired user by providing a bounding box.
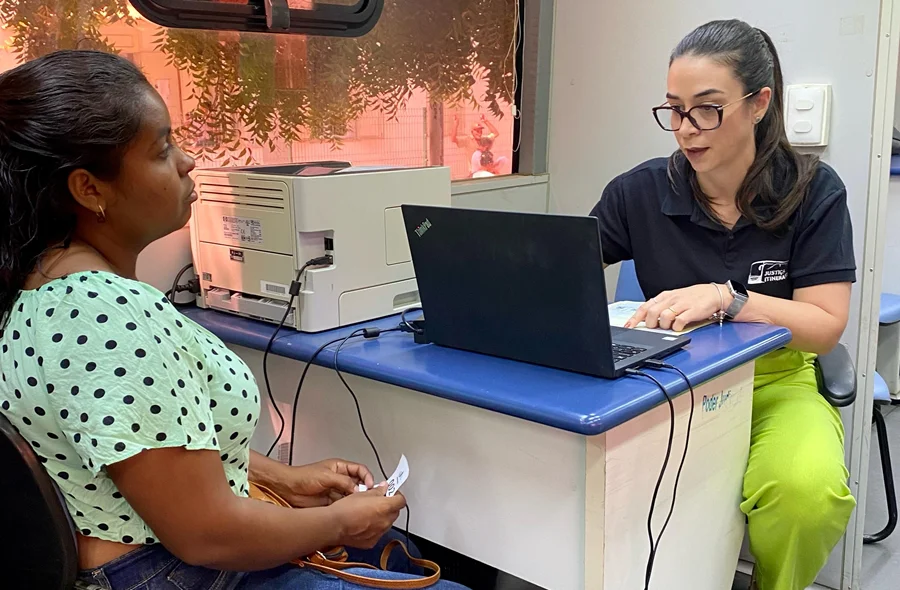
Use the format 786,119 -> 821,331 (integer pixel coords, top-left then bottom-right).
189,162 -> 451,332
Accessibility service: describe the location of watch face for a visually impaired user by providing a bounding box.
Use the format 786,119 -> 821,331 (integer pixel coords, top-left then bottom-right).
730,280 -> 749,298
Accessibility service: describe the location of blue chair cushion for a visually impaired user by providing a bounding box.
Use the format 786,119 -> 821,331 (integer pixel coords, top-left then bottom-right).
880,293 -> 900,325
875,372 -> 891,403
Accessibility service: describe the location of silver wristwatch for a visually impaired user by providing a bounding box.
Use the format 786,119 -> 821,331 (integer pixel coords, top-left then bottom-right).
724,280 -> 749,320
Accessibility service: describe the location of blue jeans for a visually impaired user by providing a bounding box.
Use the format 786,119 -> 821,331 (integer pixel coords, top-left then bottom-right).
77,530 -> 468,590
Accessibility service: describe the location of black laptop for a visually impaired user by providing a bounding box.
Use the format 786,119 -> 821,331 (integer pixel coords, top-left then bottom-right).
401,205 -> 690,379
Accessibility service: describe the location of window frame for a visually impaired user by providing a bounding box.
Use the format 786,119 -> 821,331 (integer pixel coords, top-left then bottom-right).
128,0 -> 383,37
513,0 -> 553,177
125,0 -> 551,182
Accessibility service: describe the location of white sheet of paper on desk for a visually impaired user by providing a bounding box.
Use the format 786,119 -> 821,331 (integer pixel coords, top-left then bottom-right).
607,301 -> 712,336
385,454 -> 409,498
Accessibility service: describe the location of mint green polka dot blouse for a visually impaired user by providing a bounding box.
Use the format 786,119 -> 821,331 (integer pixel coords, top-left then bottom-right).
0,271 -> 260,545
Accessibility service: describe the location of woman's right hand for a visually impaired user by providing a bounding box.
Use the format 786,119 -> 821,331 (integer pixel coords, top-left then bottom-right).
329,487 -> 407,549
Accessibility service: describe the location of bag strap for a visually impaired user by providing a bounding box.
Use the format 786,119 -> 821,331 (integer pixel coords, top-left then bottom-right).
303,541 -> 440,589
248,482 -> 441,589
249,482 -> 291,507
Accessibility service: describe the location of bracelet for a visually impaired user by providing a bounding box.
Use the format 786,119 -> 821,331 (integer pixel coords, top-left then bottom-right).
710,282 -> 726,325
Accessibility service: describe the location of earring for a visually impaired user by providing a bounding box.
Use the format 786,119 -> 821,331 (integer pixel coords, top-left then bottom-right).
96,205 -> 106,223
754,116 -> 762,124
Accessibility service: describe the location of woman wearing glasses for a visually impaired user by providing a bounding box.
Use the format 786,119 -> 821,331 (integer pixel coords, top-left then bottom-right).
590,19 -> 856,590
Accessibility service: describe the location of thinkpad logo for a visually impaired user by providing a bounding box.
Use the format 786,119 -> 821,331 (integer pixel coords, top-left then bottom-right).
414,218 -> 432,238
748,260 -> 788,285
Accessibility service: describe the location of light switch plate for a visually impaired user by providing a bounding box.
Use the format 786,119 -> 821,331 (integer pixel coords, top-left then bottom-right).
784,84 -> 831,147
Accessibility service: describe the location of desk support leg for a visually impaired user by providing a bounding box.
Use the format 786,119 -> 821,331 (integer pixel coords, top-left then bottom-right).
585,434 -> 607,589
583,363 -> 755,590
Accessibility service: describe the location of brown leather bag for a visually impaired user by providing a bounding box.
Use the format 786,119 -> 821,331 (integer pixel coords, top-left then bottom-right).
248,481 -> 441,589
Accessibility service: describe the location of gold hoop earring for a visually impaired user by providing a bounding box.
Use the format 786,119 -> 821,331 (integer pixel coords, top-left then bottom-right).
96,205 -> 106,223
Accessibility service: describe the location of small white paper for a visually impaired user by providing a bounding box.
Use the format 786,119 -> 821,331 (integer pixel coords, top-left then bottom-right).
357,484 -> 368,493
385,454 -> 409,498
607,301 -> 711,336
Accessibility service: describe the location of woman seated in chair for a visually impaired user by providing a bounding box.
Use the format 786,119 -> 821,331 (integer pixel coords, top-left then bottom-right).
0,50 -> 466,590
590,19 -> 856,590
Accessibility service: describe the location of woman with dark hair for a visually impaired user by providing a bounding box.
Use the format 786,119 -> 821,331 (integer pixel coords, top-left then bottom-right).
472,150 -> 502,178
0,50 -> 466,590
590,20 -> 856,590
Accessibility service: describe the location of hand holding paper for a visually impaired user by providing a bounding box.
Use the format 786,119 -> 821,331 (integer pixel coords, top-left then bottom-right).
384,454 -> 409,498
355,454 -> 409,498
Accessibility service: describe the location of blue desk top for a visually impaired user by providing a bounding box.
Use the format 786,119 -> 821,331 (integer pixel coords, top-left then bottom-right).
183,308 -> 791,436
891,155 -> 900,176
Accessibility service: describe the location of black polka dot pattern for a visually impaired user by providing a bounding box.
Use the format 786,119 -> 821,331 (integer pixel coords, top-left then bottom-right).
0,271 -> 260,540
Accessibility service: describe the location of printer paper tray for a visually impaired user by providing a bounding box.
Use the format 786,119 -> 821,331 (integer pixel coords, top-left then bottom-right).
205,288 -> 293,327
197,241 -> 295,302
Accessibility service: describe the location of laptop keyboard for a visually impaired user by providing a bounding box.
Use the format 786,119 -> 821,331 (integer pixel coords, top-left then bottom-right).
611,343 -> 647,364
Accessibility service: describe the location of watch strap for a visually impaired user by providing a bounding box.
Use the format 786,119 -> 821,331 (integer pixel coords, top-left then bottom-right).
724,280 -> 748,319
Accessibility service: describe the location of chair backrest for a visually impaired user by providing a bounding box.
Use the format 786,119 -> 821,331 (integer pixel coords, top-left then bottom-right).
614,259 -> 645,302
0,411 -> 78,589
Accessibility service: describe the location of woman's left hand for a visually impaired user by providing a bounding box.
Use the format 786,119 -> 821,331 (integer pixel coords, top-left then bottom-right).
625,283 -> 731,332
273,458 -> 376,508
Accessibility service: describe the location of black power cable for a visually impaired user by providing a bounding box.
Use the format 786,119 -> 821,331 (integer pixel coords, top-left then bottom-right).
167,263 -> 194,305
332,328 -> 412,557
399,306 -> 424,335
332,328 -> 400,479
625,368 -> 675,590
285,327 -> 393,467
285,326 -> 412,557
626,363 -> 696,590
264,255 -> 333,457
641,360 -> 695,583
287,336 -> 347,466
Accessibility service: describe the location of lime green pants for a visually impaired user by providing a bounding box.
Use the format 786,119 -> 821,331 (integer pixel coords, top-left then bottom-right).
742,349 -> 857,590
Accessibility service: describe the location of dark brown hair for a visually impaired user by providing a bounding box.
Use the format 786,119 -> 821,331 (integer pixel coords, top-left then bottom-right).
480,150 -> 494,167
0,50 -> 152,328
668,19 -> 819,232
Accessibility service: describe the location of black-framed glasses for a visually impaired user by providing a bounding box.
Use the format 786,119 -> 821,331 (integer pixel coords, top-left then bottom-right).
652,91 -> 759,132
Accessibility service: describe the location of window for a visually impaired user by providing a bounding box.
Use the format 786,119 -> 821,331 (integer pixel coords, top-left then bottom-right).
0,0 -> 519,180
128,0 -> 383,37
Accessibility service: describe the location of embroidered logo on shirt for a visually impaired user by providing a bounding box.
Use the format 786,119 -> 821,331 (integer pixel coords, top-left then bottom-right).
748,260 -> 789,285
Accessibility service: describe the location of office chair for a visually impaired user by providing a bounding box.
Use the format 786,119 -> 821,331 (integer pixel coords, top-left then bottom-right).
616,260 -> 899,544
867,372 -> 898,543
868,293 -> 900,543
0,411 -> 78,588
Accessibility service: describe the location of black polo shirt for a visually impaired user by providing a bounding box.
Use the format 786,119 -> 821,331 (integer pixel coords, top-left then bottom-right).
589,157 -> 856,300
